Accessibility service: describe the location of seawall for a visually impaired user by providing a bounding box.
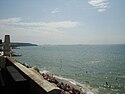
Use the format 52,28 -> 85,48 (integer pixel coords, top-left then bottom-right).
0,56 -> 61,94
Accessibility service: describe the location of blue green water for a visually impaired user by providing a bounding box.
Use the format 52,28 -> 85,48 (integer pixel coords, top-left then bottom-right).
13,45 -> 125,94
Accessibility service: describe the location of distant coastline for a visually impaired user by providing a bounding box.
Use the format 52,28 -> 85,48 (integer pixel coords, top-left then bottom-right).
10,42 -> 38,48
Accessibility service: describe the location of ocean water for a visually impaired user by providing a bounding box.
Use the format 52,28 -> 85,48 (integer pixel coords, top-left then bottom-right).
13,45 -> 125,94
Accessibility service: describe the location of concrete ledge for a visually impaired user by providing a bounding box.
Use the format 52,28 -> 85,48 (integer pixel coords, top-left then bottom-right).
6,57 -> 61,94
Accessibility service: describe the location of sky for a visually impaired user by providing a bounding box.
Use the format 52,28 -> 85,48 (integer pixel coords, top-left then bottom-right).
0,0 -> 125,45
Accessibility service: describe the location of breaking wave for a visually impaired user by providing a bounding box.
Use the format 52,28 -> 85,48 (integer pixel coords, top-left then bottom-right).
40,70 -> 99,94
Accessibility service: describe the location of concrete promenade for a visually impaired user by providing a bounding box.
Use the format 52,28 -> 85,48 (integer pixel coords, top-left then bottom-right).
0,56 -> 61,94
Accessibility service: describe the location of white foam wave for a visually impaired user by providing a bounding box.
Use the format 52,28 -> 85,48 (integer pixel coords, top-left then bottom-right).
40,70 -> 98,94
40,70 -> 50,74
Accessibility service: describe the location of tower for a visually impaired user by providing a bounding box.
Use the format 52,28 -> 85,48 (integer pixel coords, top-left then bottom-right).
3,35 -> 11,56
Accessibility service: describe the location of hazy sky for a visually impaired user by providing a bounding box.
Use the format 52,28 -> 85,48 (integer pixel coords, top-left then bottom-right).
0,0 -> 125,45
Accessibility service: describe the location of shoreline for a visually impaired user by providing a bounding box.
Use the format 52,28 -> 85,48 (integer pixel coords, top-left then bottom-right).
39,69 -> 97,94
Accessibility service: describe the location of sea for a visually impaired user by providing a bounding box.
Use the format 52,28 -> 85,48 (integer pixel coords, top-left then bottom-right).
13,45 -> 125,94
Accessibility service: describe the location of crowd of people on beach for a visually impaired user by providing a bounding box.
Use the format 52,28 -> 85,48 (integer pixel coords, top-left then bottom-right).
42,73 -> 81,94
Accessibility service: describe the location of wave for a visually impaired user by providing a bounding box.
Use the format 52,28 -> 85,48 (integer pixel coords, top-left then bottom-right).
40,70 -> 99,94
